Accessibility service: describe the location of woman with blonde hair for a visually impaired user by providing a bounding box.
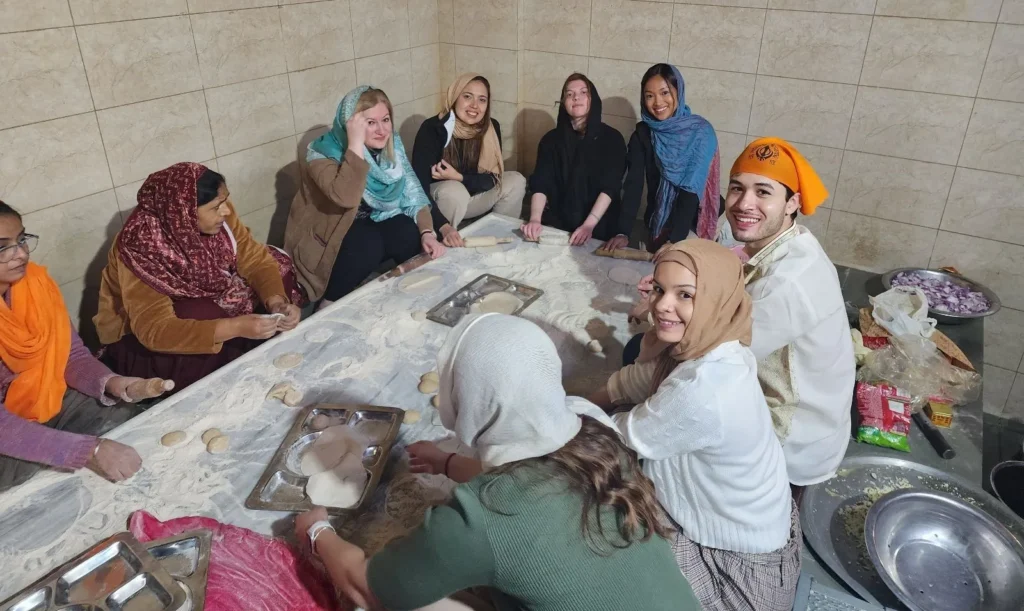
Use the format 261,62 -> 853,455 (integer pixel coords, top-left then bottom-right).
412,74 -> 526,234
285,86 -> 450,306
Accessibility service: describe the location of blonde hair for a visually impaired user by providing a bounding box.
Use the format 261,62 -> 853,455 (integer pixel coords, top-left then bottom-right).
355,88 -> 395,162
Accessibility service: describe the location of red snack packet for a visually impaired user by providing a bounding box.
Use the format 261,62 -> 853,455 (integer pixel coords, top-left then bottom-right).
855,382 -> 911,452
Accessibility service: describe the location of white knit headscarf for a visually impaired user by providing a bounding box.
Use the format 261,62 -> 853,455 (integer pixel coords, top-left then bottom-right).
436,313 -> 616,467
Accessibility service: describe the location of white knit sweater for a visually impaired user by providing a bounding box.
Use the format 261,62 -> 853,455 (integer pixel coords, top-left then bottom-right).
610,341 -> 792,554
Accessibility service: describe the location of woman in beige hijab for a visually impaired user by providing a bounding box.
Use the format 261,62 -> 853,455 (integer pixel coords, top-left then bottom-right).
411,74 -> 527,234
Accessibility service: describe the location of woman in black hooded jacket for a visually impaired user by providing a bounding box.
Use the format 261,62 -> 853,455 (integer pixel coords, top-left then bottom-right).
522,74 -> 627,246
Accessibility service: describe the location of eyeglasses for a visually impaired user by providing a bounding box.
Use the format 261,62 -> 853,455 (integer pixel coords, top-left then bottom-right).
0,234 -> 39,263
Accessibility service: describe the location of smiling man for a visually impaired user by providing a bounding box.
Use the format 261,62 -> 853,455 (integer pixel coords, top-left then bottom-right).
725,137 -> 855,500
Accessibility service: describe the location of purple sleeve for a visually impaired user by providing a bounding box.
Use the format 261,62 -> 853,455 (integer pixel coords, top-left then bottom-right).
66,324 -> 116,405
0,405 -> 96,469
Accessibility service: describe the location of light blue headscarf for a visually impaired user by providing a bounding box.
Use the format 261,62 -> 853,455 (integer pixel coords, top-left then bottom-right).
308,85 -> 429,223
641,65 -> 718,238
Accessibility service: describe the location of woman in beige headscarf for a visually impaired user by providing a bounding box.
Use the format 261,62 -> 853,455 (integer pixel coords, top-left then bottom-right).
589,239 -> 801,611
411,74 -> 527,235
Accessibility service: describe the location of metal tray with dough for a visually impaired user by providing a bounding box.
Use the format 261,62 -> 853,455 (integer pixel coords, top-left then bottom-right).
800,455 -> 1024,608
426,274 -> 543,327
0,532 -> 187,611
144,530 -> 212,611
245,404 -> 402,515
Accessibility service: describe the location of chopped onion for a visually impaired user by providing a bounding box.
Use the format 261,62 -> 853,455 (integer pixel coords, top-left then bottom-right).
890,271 -> 991,315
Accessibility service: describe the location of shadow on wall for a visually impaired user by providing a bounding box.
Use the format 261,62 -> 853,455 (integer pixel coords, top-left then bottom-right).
75,211 -> 124,350
267,125 -> 329,248
513,106 -> 555,177
400,113 -> 427,155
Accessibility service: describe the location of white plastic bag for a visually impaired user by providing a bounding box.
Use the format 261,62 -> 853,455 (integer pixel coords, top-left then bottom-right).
870,286 -> 937,339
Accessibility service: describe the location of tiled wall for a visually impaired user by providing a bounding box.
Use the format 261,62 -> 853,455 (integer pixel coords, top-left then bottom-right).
436,0 -> 1024,420
0,0 -> 442,344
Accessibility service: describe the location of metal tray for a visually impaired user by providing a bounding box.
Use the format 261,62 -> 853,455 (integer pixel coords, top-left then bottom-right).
245,404 -> 402,515
801,455 -> 1024,608
144,530 -> 212,611
426,274 -> 543,327
1,532 -> 187,611
793,574 -> 895,611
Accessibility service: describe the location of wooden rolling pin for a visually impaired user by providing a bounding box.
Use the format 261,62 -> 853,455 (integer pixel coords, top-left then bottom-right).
593,247 -> 654,262
524,235 -> 569,245
463,236 -> 513,247
378,253 -> 432,281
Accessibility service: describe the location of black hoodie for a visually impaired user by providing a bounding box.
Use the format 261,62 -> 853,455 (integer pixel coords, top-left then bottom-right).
528,78 -> 627,241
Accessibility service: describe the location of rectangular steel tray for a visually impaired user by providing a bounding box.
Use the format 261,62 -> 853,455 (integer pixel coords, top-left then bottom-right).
426,274 -> 543,327
245,404 -> 402,515
1,532 -> 187,611
144,530 -> 211,611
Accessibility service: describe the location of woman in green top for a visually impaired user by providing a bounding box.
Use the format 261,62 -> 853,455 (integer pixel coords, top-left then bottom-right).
295,313 -> 698,611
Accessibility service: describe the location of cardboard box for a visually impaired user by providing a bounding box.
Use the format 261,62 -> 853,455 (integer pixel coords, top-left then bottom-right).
925,400 -> 953,428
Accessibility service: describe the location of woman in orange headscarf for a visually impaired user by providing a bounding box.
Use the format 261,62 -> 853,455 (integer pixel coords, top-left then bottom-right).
0,201 -> 172,492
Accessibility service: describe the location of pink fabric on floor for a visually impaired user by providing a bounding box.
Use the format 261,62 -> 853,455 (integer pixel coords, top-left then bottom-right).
129,511 -> 336,610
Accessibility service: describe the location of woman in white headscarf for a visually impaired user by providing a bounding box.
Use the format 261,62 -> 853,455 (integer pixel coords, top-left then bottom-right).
296,314 -> 698,611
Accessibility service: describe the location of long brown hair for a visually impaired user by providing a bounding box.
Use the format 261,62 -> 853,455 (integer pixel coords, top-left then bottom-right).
486,417 -> 672,555
443,76 -> 492,172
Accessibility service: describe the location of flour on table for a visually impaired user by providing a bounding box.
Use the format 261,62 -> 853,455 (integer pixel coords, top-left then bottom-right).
206,435 -> 229,454
300,426 -> 362,477
411,310 -> 427,322
608,266 -> 643,286
305,452 -> 367,508
161,431 -> 187,447
469,292 -> 522,315
304,327 -> 334,343
398,273 -> 443,295
273,353 -> 303,370
267,382 -> 303,406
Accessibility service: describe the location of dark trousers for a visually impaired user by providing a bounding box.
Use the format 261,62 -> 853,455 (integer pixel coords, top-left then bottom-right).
0,389 -> 142,492
622,332 -> 644,367
323,215 -> 422,301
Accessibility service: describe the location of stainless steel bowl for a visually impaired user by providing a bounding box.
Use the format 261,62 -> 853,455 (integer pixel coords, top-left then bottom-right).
865,489 -> 1024,611
880,268 -> 1000,324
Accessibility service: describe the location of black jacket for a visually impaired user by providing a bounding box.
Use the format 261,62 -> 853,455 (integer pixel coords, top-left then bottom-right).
412,114 -> 504,199
529,78 -> 627,241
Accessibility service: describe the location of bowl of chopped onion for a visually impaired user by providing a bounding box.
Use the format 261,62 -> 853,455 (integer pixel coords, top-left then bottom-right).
881,268 -> 1000,324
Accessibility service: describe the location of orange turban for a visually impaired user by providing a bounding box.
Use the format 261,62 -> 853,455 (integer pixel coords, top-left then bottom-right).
730,137 -> 828,215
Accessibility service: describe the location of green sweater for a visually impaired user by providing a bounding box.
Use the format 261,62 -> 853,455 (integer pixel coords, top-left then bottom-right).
367,466 -> 698,611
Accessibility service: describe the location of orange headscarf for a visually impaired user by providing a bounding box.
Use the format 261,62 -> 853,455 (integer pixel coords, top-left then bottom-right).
0,262 -> 72,423
730,137 -> 828,215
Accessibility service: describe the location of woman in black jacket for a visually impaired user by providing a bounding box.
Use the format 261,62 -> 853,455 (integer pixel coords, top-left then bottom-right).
412,74 -> 526,241
522,73 -> 627,246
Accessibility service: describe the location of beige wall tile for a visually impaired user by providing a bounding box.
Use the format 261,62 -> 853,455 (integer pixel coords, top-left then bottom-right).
394,93 -> 441,153
0,29 -> 93,130
0,114 -> 112,212
351,0 -> 410,57
438,0 -> 455,42
875,0 -> 1002,21
453,45 -> 517,102
832,152 -> 953,228
861,17 -> 993,97
978,25 -> 1024,103
59,276 -> 89,334
669,5 -> 764,73
453,0 -> 517,51
983,365 -> 1014,415
240,203 -> 285,246
520,51 -> 588,106
280,1 -> 354,72
846,87 -> 974,165
191,8 -> 286,88
97,92 -> 215,185
587,57 -> 649,120
940,168 -> 1024,245
440,43 -> 456,88
985,308 -> 1024,371
1002,0 -> 1024,24
684,68 -> 756,134
206,75 -> 295,156
717,131 -> 749,194
824,211 -> 936,272
521,0 -> 590,56
684,0 -> 767,7
1006,374 -> 1024,420
489,100 -> 518,166
289,61 -> 357,135
187,0 -> 275,11
409,0 -> 440,46
799,206 -> 830,240
69,0 -> 187,24
592,0 -> 673,64
23,190 -> 122,286
959,99 -> 1024,176
767,0 -> 874,13
0,1 -> 72,33
931,231 -> 1024,310
518,102 -> 558,173
411,44 -> 441,99
759,10 -> 871,84
355,49 -> 414,105
78,17 -> 202,109
112,158 -> 217,217
216,137 -> 298,217
748,76 -> 856,148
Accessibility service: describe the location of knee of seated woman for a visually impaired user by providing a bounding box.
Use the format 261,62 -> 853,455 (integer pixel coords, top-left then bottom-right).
500,171 -> 526,197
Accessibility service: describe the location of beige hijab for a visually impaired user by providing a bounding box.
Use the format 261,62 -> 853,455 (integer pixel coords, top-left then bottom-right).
441,73 -> 504,176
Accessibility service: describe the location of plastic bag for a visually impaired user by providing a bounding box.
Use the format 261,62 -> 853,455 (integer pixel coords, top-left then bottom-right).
870,286 -> 937,338
856,334 -> 981,409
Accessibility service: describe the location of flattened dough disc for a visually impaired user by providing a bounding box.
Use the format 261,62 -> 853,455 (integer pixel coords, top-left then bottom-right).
469,292 -> 523,315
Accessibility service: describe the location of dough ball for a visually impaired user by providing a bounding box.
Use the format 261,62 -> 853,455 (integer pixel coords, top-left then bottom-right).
206,435 -> 229,454
200,428 -> 222,445
587,339 -> 603,353
608,266 -> 643,286
403,411 -> 422,424
273,353 -> 303,370
267,382 -> 302,405
305,459 -> 367,508
283,387 -> 303,407
161,431 -> 187,447
431,395 -> 440,408
300,426 -> 362,477
304,327 -> 334,343
398,273 -> 443,295
411,310 -> 427,322
469,292 -> 523,315
311,414 -> 331,431
421,371 -> 439,384
418,377 -> 439,394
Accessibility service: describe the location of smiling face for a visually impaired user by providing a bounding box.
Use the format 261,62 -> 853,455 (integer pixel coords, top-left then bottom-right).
0,214 -> 30,288
726,172 -> 800,252
643,75 -> 678,122
454,80 -> 489,126
196,182 -> 231,235
650,261 -> 696,344
362,101 -> 393,150
563,79 -> 590,122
